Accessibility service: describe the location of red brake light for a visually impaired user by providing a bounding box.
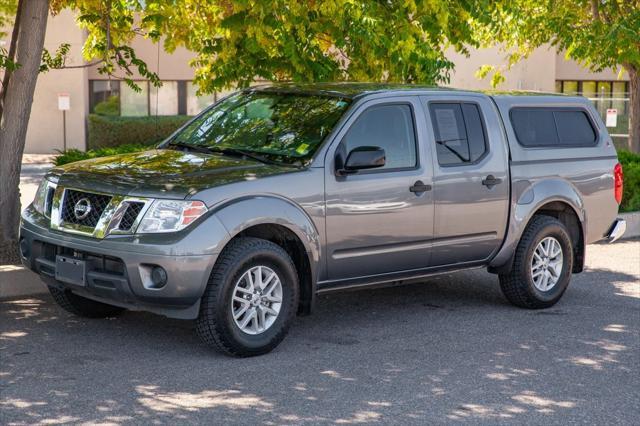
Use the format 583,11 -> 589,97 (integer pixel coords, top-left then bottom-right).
614,162 -> 623,205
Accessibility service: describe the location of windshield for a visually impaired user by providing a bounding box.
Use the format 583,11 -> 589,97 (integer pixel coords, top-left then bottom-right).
168,91 -> 351,165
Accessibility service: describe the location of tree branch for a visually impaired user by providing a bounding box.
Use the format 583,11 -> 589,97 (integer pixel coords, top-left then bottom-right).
57,59 -> 105,69
590,0 -> 600,22
0,0 -> 23,120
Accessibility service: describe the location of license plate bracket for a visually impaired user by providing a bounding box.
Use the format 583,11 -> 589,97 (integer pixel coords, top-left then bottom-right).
55,255 -> 86,286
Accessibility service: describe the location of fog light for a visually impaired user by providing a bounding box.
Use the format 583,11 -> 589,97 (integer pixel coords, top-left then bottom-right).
151,266 -> 168,288
139,264 -> 168,290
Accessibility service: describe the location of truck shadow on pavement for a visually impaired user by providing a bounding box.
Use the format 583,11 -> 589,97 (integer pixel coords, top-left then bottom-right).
1,265 -> 638,425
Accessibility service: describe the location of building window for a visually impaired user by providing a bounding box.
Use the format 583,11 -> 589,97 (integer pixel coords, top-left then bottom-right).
581,81 -> 596,99
612,81 -> 627,97
90,80 -> 236,117
120,82 -> 149,116
556,80 -> 628,98
150,81 -> 179,116
187,82 -> 215,115
612,82 -> 627,115
556,80 -> 629,116
90,80 -> 120,115
561,81 -> 578,95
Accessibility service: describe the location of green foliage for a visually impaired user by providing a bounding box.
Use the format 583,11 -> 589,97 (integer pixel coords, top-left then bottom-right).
155,1 -> 487,91
474,0 -> 639,152
54,144 -> 150,166
87,114 -> 191,149
40,43 -> 70,72
0,0 -> 18,75
618,150 -> 640,212
52,0 -> 488,93
0,49 -> 19,72
476,0 -> 639,85
475,64 -> 506,87
49,0 -> 160,90
0,0 -> 17,37
93,95 -> 120,116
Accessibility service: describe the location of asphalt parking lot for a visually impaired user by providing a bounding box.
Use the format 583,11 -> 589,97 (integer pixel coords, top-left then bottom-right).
1,239 -> 638,425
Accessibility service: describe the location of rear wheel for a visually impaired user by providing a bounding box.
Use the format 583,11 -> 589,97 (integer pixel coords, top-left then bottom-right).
196,237 -> 298,357
499,215 -> 573,309
48,286 -> 125,318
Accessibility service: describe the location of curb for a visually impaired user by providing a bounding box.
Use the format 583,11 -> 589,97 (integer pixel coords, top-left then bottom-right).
21,163 -> 53,174
0,265 -> 48,300
619,211 -> 640,239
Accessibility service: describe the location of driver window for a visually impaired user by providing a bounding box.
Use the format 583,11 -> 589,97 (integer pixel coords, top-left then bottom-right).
342,104 -> 417,170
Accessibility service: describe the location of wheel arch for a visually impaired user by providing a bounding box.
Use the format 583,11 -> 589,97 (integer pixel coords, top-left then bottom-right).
490,178 -> 586,274
529,200 -> 585,273
211,196 -> 321,315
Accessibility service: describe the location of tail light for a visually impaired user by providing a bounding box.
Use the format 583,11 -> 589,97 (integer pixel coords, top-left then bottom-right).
614,162 -> 623,205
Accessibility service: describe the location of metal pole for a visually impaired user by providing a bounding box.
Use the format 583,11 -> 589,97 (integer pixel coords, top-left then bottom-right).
62,110 -> 67,151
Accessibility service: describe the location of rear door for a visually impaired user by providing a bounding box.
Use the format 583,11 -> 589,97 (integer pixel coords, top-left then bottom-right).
421,94 -> 510,265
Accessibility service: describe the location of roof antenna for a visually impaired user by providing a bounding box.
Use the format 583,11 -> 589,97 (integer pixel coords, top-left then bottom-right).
155,40 -> 160,142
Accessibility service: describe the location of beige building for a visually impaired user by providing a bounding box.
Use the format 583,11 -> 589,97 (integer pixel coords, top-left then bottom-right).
13,10 -> 631,153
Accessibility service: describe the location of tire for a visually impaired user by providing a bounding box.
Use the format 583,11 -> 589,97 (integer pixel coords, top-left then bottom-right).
499,215 -> 574,309
196,237 -> 299,357
48,286 -> 125,318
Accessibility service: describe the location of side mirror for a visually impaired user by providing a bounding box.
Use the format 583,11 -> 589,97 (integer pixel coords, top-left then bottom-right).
337,146 -> 386,175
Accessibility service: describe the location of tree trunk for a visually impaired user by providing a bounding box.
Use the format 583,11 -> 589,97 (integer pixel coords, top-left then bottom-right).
627,66 -> 640,153
0,0 -> 49,263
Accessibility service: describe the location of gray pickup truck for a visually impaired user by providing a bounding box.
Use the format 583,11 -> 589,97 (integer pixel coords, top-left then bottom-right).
20,84 -> 626,356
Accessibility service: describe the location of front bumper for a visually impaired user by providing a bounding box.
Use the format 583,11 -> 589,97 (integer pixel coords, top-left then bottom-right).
19,206 -> 225,319
606,218 -> 626,243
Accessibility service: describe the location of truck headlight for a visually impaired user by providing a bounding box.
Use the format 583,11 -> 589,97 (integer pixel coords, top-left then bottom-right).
137,200 -> 207,233
32,179 -> 50,215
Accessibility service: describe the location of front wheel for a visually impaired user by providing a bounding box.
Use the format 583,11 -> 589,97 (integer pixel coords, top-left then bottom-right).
195,237 -> 299,357
499,215 -> 574,309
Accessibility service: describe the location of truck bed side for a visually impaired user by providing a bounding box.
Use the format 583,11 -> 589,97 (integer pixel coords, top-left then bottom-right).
489,94 -> 620,269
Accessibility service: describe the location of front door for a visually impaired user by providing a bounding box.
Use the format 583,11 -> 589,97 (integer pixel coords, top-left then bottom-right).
324,97 -> 434,282
421,95 -> 510,265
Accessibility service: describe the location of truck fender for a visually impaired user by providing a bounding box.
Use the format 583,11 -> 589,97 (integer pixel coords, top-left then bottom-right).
210,195 -> 322,308
489,178 -> 585,273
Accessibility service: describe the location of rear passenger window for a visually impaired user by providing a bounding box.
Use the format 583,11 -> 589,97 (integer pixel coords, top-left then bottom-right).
429,103 -> 487,166
511,108 -> 597,147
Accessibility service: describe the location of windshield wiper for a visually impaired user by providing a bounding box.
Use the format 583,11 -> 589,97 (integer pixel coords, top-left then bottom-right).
205,146 -> 297,167
166,141 -> 217,155
166,141 -> 299,167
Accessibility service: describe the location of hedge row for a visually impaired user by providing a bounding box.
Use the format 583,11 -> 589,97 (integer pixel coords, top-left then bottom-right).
618,150 -> 640,212
87,114 -> 191,149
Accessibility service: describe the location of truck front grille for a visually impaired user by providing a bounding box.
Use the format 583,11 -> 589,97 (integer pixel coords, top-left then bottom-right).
118,201 -> 145,231
61,189 -> 112,228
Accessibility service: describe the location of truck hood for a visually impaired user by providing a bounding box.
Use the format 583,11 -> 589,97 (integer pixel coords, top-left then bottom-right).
50,149 -> 297,199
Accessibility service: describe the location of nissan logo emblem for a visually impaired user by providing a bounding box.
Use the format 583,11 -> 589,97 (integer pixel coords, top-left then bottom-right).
73,198 -> 92,220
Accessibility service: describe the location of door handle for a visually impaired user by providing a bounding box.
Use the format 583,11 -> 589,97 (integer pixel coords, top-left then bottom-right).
409,180 -> 432,194
482,175 -> 502,187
